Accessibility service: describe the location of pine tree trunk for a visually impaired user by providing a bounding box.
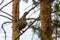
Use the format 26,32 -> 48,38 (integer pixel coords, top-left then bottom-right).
12,0 -> 20,40
40,1 -> 52,40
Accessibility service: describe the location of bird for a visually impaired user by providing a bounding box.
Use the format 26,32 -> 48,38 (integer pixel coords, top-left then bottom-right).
16,12 -> 28,31
16,20 -> 27,30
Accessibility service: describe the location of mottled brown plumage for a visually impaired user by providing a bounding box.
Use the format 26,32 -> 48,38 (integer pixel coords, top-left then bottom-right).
16,20 -> 27,30
16,12 -> 28,30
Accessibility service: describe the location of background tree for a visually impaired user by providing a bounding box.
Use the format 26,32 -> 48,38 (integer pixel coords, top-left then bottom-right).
40,0 -> 52,40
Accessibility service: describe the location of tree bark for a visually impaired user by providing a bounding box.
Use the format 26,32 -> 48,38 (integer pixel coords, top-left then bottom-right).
12,0 -> 20,40
40,1 -> 52,40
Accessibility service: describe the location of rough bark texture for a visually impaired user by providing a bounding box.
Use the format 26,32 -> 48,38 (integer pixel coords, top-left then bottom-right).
40,1 -> 52,40
12,0 -> 20,40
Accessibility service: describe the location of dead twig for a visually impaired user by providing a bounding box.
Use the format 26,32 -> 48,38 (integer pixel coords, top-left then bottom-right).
1,22 -> 12,40
0,0 -> 4,5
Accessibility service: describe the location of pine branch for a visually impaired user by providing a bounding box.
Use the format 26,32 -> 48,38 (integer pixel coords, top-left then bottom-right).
51,10 -> 60,13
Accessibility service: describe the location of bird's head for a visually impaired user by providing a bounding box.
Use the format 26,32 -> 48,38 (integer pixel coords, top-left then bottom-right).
24,12 -> 28,16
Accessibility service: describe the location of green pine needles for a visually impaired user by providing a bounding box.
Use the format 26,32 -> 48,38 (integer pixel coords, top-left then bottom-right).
46,0 -> 54,3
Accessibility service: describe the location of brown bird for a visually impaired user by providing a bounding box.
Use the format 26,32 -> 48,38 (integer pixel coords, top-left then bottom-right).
16,12 -> 28,30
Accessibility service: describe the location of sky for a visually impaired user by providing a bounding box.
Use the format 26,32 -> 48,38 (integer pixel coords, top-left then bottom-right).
0,0 -> 39,40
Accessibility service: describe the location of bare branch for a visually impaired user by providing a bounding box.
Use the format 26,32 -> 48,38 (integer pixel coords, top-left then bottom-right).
24,4 -> 33,10
0,15 -> 40,21
2,24 -> 6,40
0,0 -> 13,10
0,0 -> 4,5
26,18 -> 40,20
0,2 -> 40,40
27,2 -> 40,13
0,3 -> 39,21
21,16 -> 40,35
15,16 -> 40,40
0,15 -> 13,20
0,10 -> 16,19
24,2 -> 40,10
28,9 -> 40,18
0,0 -> 20,10
1,22 -> 12,40
0,0 -> 20,20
